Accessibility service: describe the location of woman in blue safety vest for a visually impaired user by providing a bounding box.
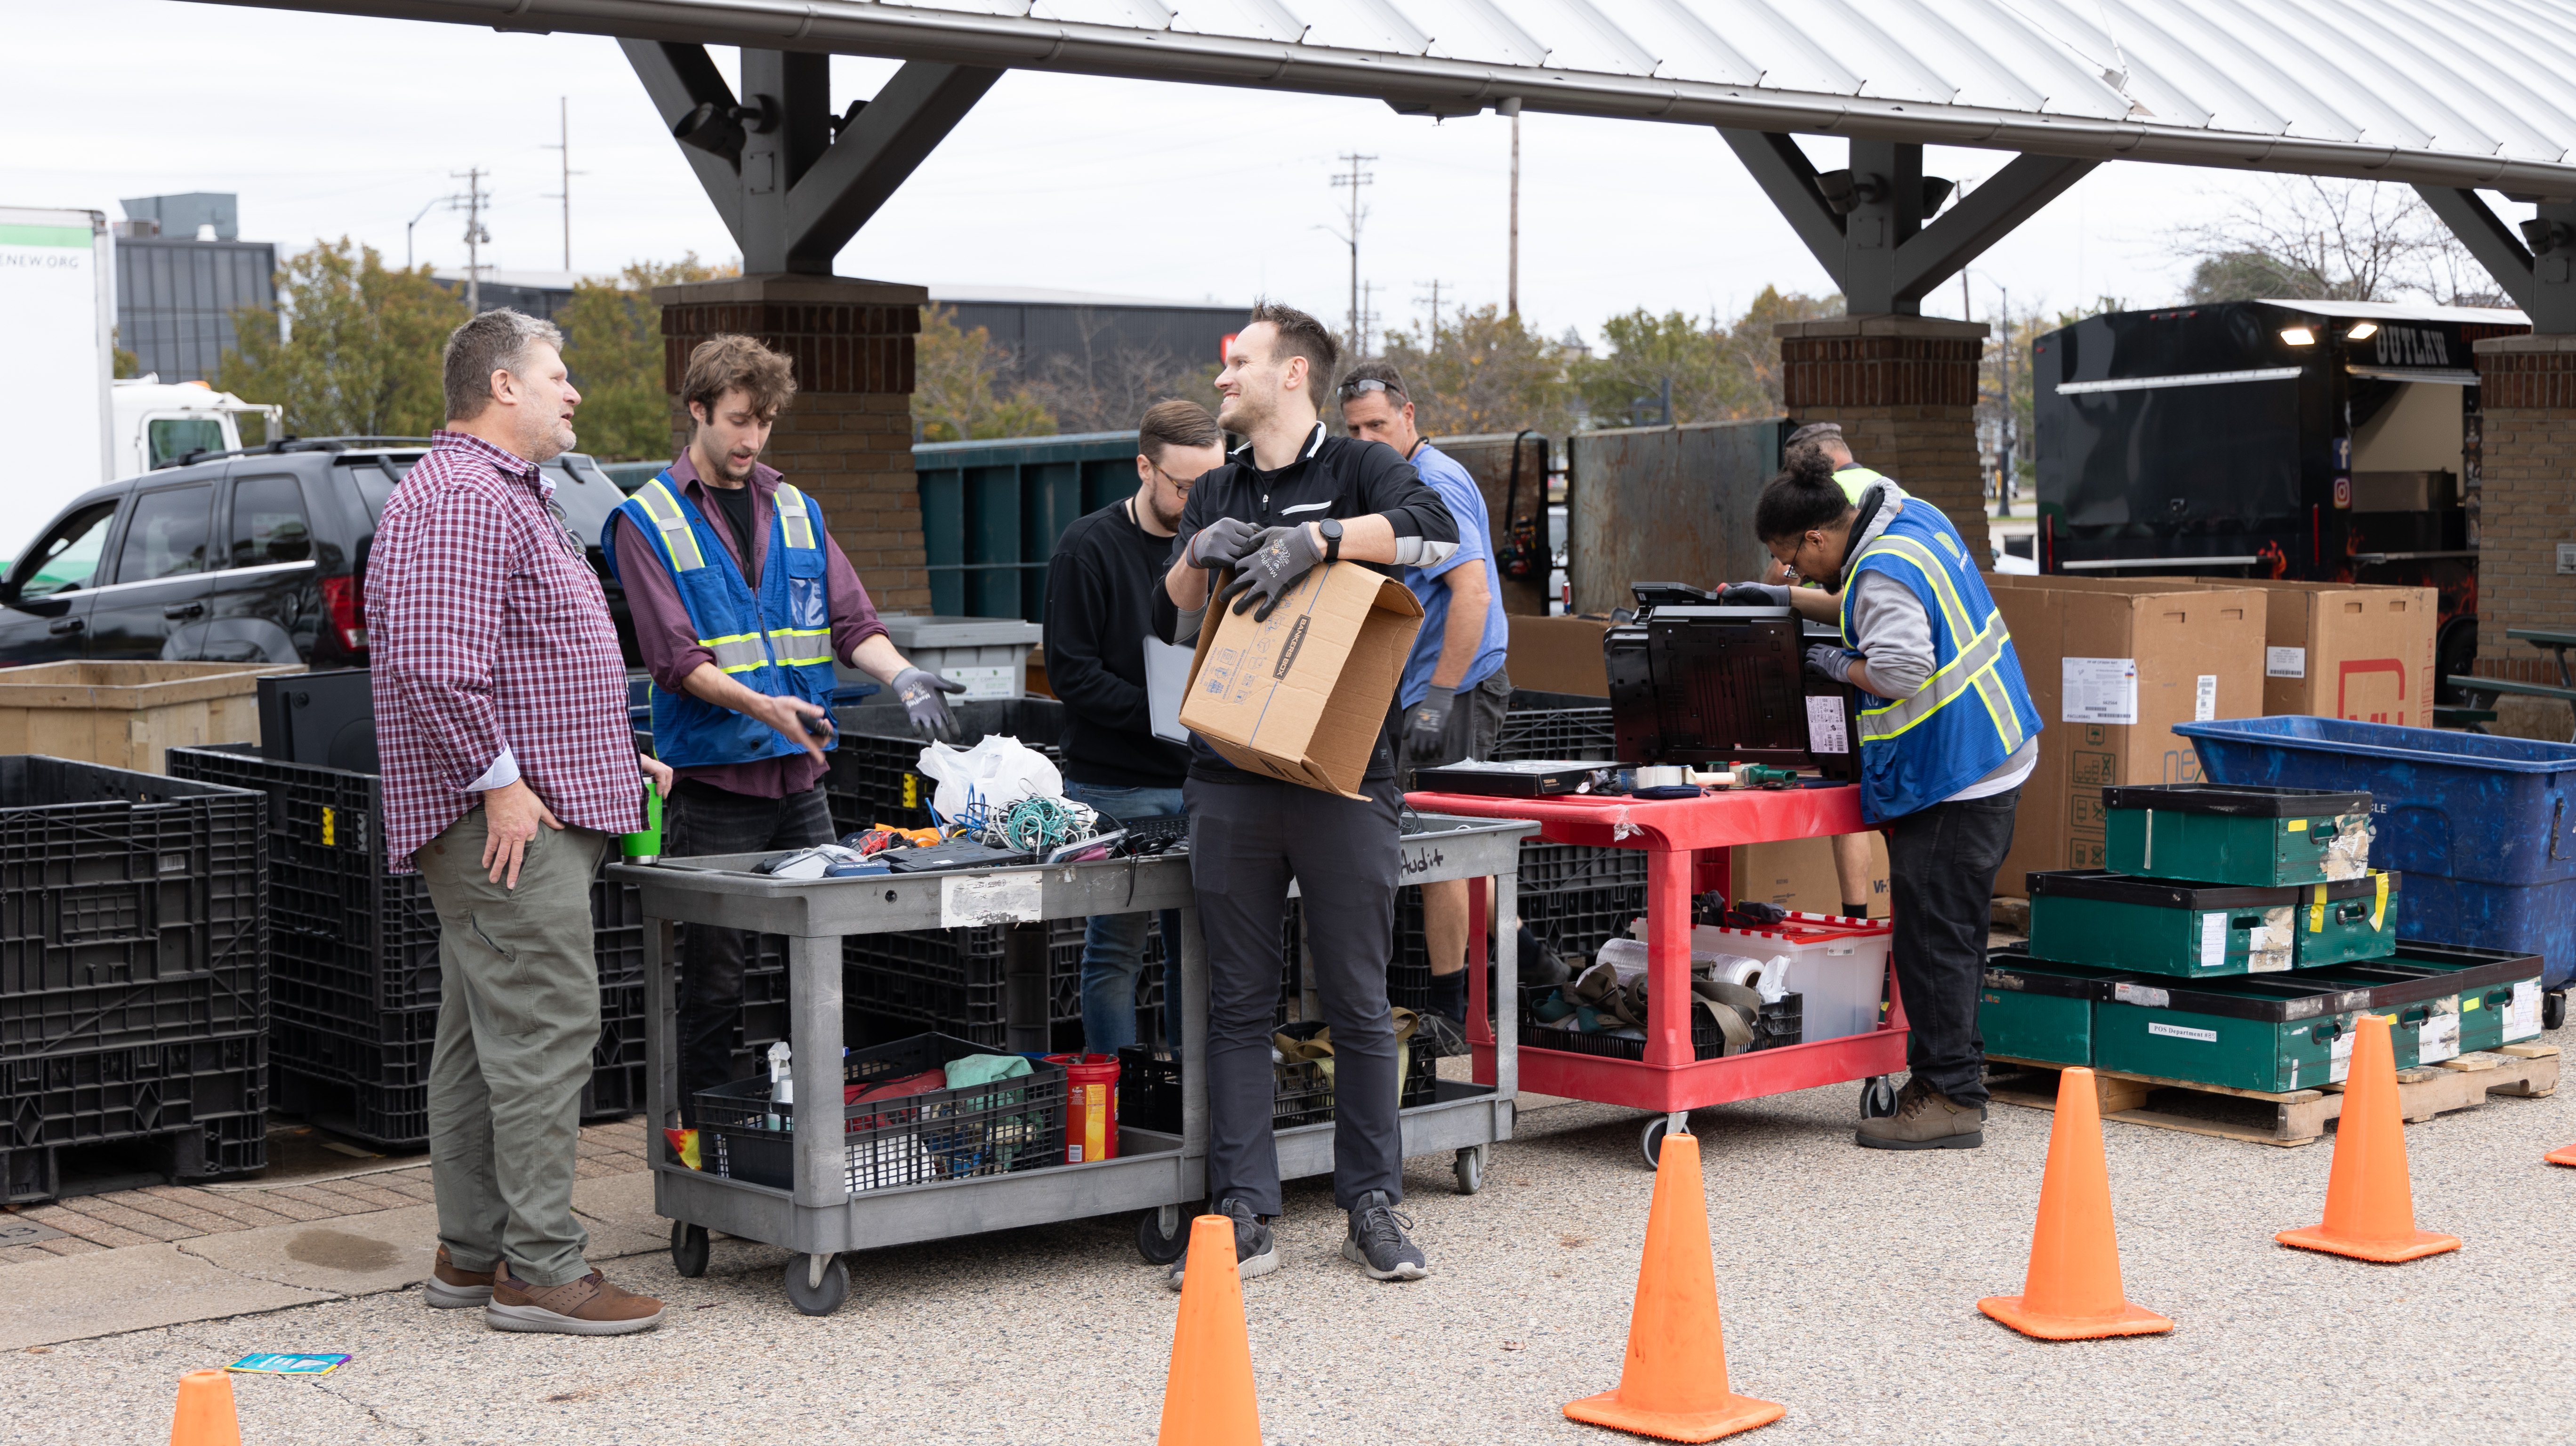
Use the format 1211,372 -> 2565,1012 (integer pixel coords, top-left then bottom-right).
602,474 -> 839,767
1753,448 -> 2043,1151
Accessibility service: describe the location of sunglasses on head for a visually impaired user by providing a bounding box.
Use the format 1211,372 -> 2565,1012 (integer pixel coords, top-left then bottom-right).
1338,378 -> 1401,400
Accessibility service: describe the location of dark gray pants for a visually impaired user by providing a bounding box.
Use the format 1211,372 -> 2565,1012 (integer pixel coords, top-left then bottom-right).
1884,787 -> 2021,1108
668,779 -> 836,1122
1186,775 -> 1403,1214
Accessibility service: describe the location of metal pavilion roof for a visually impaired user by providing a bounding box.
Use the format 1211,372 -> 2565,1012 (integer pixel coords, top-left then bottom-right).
202,0 -> 2576,193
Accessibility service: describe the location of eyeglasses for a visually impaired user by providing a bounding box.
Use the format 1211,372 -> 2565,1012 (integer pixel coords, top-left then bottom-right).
1148,460 -> 1199,492
1338,378 -> 1403,401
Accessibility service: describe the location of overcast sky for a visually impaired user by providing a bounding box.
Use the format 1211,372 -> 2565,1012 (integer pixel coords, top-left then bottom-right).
10,0 -> 2401,348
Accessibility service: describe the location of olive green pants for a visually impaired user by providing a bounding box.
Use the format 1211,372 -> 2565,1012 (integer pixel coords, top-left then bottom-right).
416,810 -> 607,1288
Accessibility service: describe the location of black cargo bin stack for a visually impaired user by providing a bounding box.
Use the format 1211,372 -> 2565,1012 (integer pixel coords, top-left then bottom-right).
169,742 -> 783,1148
0,757 -> 268,1203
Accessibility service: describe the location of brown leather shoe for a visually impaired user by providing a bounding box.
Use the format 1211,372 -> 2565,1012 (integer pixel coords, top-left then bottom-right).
485,1262 -> 666,1335
1855,1076 -> 1986,1150
425,1246 -> 495,1309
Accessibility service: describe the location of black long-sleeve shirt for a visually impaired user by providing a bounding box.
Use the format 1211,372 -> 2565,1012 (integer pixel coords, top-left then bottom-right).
1151,422 -> 1458,785
1044,498 -> 1192,788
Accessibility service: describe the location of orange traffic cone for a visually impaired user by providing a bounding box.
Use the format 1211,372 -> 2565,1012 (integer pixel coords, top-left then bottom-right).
2547,1142 -> 2576,1167
1977,1068 -> 2172,1340
169,1369 -> 242,1446
1155,1215 -> 1263,1446
2277,1013 -> 2461,1262
1563,1132 -> 1784,1442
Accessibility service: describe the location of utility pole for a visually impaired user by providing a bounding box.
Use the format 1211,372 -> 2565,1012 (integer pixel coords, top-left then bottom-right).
451,168 -> 491,313
1329,153 -> 1376,353
541,97 -> 583,272
1357,279 -> 1381,355
1416,279 -> 1446,339
1506,104 -> 1521,318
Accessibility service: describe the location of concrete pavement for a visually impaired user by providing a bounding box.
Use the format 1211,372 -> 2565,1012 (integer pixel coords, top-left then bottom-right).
2,1029 -> 2573,1446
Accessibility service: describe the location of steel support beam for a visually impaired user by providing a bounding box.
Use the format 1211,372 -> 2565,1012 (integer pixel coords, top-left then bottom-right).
618,39 -> 744,245
1726,134 -> 2096,314
2418,186 -> 2576,334
785,64 -> 1002,272
1719,129 -> 1844,289
620,43 -> 994,274
1893,153 -> 2096,306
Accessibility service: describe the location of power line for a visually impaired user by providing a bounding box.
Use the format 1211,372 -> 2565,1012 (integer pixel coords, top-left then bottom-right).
1328,152 -> 1377,353
450,167 -> 491,313
1415,279 -> 1447,338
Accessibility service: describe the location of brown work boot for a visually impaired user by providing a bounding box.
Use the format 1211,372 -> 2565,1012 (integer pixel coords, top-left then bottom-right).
424,1245 -> 495,1309
1855,1076 -> 1986,1151
485,1262 -> 666,1335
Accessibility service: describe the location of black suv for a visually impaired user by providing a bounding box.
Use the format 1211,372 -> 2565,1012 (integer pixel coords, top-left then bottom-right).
0,438 -> 638,669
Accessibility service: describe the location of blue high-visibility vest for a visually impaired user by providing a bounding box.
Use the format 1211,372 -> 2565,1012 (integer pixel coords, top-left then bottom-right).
601,473 -> 837,770
1837,498 -> 2042,823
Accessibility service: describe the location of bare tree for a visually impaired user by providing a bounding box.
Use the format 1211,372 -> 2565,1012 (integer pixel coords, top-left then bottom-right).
1022,309 -> 1220,434
2173,177 -> 2483,305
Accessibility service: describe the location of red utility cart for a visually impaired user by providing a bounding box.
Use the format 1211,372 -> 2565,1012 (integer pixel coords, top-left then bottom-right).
1410,784 -> 1908,1164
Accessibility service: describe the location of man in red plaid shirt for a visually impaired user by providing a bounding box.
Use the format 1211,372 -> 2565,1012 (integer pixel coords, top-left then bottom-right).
367,309 -> 673,1336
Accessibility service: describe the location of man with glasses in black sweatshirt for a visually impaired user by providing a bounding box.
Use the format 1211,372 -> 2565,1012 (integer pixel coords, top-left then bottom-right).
1044,400 -> 1224,1053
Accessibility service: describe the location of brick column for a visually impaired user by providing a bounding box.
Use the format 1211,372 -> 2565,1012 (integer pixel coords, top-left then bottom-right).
1775,315 -> 1992,567
653,274 -> 931,614
2471,333 -> 2576,681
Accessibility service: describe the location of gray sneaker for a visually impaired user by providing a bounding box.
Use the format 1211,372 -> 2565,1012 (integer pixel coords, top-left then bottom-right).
1165,1197 -> 1278,1291
1342,1189 -> 1428,1281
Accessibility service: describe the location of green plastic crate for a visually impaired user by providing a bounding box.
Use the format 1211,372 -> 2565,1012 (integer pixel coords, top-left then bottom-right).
2092,973 -> 2398,1093
2102,784 -> 2373,887
2291,940 -> 2544,1060
2027,870 -> 2401,977
1979,949 -> 2133,1066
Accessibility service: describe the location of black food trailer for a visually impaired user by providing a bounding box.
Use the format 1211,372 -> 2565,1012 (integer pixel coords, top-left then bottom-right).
2031,299 -> 2529,690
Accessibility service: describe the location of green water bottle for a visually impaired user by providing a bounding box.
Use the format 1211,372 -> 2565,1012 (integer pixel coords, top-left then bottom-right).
621,781 -> 664,864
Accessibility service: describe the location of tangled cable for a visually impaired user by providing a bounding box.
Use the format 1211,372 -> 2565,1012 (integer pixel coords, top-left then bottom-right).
957,794 -> 1099,852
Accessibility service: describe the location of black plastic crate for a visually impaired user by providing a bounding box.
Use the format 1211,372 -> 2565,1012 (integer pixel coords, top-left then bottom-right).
845,916 -> 1084,1042
271,1068 -> 427,1152
0,1031 -> 264,1173
822,698 -> 1066,834
1386,876 -> 1645,1016
1514,839 -> 1650,894
0,757 -> 267,1057
697,1030 -> 1066,1193
0,1110 -> 265,1205
1491,696 -> 1618,763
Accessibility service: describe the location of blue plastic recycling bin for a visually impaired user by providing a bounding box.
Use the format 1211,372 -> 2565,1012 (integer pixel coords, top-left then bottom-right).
2173,716 -> 2576,988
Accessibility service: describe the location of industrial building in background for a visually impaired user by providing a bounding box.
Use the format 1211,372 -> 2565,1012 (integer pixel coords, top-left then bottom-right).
111,191 -> 276,386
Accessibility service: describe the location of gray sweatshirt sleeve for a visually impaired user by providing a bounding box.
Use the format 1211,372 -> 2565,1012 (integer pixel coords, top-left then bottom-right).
1844,571 -> 1937,698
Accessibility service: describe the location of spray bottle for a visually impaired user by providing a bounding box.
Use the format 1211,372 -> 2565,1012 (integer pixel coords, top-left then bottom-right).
766,1040 -> 794,1132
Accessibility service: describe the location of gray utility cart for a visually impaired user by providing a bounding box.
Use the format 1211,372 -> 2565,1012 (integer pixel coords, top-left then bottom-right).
612,813 -> 1533,1315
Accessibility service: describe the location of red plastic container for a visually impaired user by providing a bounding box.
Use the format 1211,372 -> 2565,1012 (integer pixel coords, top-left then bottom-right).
1045,1053 -> 1122,1164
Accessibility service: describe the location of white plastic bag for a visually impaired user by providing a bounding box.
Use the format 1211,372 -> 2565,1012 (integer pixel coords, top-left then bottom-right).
915,736 -> 1063,826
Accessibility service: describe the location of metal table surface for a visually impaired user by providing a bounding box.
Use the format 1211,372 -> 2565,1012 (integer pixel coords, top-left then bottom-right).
609,812 -> 1533,1312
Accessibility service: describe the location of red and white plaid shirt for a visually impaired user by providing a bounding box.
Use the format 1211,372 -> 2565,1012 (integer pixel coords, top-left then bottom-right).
367,430 -> 641,872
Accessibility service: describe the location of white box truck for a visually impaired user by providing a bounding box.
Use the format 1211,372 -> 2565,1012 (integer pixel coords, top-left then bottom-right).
1,207 -> 113,563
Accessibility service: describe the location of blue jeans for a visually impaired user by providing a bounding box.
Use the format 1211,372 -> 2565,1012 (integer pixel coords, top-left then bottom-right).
1062,780 -> 1185,1053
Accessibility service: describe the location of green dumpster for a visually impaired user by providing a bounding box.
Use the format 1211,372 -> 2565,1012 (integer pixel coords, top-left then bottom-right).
2102,784 -> 2373,887
2028,870 -> 2401,977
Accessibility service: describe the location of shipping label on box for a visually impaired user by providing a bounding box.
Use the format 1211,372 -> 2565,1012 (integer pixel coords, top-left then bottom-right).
1181,562 -> 1425,798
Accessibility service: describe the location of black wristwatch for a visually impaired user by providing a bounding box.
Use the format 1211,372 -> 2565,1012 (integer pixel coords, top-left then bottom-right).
1318,516 -> 1344,562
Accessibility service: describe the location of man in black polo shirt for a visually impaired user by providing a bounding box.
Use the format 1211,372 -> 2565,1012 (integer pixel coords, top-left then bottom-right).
1044,400 -> 1223,1052
1153,303 -> 1458,1288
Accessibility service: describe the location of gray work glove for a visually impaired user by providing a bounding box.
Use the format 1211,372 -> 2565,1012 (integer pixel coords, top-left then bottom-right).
1183,516 -> 1264,570
1720,581 -> 1793,607
1804,643 -> 1859,684
1405,684 -> 1457,763
1218,523 -> 1328,622
893,666 -> 967,741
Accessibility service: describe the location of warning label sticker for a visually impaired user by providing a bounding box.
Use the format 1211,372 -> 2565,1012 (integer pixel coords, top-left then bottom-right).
1804,694 -> 1849,755
2063,657 -> 2139,725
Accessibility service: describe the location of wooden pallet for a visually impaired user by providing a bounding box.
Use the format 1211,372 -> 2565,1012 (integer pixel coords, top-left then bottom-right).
1988,1044 -> 2559,1148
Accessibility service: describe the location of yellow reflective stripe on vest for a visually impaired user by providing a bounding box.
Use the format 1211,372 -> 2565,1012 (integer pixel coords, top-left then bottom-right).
634,479 -> 708,573
765,625 -> 833,668
1856,613 -> 2014,742
705,633 -> 773,673
775,484 -> 817,553
1842,532 -> 1978,643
